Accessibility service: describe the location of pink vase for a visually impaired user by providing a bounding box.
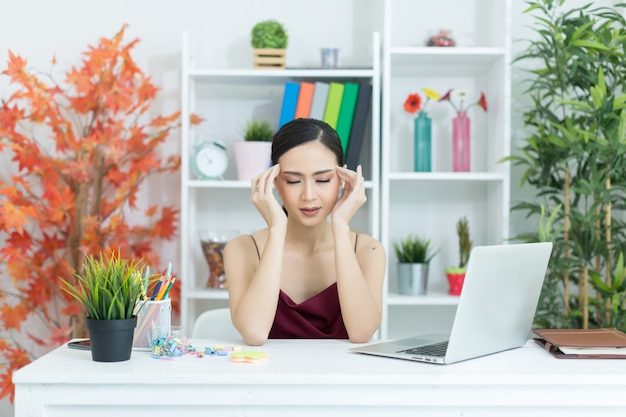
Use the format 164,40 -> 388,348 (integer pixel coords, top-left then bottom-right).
452,111 -> 470,172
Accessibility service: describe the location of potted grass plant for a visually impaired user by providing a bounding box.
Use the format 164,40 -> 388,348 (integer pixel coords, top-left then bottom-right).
62,251 -> 153,362
393,234 -> 438,295
234,119 -> 276,181
445,217 -> 473,295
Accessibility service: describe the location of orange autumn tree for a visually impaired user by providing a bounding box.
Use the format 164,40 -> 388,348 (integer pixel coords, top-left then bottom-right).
0,25 -> 198,402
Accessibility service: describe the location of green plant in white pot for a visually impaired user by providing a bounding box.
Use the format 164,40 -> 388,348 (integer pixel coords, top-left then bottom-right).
234,119 -> 276,181
393,234 -> 438,296
62,251 -> 152,362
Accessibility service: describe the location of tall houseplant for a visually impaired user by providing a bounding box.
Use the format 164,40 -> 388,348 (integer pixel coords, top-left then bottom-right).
0,25 -> 199,400
509,0 -> 626,330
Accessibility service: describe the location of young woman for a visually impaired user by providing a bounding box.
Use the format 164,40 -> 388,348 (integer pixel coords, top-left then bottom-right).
224,118 -> 386,346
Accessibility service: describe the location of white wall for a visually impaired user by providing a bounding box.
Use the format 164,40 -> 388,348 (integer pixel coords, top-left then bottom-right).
0,1 -> 615,415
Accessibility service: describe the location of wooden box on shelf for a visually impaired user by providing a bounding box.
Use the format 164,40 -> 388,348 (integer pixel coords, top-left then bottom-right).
253,48 -> 286,69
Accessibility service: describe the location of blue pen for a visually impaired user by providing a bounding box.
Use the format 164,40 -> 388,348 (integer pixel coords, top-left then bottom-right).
150,279 -> 162,301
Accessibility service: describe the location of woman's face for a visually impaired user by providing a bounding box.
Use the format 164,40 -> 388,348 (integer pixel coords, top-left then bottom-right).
275,141 -> 340,225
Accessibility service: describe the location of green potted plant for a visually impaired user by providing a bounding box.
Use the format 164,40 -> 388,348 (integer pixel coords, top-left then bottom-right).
250,19 -> 288,69
445,217 -> 472,295
234,119 -> 276,181
393,234 -> 438,296
508,0 -> 626,330
62,251 -> 152,362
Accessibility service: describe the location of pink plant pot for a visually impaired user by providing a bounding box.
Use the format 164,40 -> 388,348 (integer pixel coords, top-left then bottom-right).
445,271 -> 466,296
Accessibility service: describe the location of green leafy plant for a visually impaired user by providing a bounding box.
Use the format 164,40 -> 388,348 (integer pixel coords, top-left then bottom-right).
508,0 -> 626,330
244,119 -> 275,142
393,234 -> 438,264
61,251 -> 152,320
250,19 -> 288,49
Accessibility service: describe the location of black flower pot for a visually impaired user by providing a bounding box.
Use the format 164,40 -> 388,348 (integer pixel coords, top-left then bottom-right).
86,316 -> 137,362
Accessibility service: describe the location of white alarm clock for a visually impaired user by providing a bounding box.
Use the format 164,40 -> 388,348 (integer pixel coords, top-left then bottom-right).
191,140 -> 228,180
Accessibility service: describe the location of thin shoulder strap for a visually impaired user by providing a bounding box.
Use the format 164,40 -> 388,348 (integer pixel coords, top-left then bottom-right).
354,233 -> 359,253
249,234 -> 261,259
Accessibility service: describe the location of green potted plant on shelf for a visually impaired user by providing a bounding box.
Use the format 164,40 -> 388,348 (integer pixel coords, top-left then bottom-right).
250,19 -> 288,69
62,251 -> 152,362
507,0 -> 626,330
393,234 -> 438,296
445,217 -> 472,296
235,119 -> 276,181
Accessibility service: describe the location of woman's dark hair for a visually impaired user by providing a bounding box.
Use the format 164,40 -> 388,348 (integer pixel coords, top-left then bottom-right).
271,118 -> 344,166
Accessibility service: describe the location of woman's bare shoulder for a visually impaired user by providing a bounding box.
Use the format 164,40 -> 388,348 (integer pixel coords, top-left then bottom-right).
355,233 -> 385,254
225,229 -> 268,254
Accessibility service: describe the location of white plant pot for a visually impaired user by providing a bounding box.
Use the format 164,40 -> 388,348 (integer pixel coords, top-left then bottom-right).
234,141 -> 272,181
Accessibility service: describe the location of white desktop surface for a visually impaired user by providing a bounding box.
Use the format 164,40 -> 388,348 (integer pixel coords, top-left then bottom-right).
14,338 -> 626,417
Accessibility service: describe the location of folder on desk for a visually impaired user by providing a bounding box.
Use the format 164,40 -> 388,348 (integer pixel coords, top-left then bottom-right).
533,328 -> 626,359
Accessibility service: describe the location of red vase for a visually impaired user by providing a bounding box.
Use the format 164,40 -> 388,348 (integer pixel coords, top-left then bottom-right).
452,111 -> 470,172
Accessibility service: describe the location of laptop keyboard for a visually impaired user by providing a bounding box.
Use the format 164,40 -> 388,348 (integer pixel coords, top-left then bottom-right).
397,341 -> 449,357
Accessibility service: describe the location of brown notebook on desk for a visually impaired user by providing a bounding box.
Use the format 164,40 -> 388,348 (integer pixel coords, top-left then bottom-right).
533,328 -> 626,359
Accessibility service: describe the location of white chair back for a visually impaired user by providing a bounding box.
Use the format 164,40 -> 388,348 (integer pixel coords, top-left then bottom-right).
191,308 -> 240,340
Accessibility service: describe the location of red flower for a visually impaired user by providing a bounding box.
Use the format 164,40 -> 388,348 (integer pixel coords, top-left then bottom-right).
478,92 -> 488,112
439,89 -> 452,102
404,93 -> 422,114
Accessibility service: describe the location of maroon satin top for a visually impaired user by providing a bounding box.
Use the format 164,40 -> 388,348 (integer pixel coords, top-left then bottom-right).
269,283 -> 348,339
249,235 -> 351,339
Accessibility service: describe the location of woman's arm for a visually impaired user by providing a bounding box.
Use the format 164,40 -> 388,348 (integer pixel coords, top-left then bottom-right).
224,165 -> 287,345
224,228 -> 285,345
332,165 -> 386,342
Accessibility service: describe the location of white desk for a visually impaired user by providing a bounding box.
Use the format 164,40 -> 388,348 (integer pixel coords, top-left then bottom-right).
13,339 -> 626,417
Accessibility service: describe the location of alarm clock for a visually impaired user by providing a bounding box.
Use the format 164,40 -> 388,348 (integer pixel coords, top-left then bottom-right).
191,140 -> 228,180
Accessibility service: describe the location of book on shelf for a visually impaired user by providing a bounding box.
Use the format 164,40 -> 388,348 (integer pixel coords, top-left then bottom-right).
335,82 -> 360,156
309,81 -> 329,120
278,81 -> 300,129
294,81 -> 315,119
345,82 -> 372,170
322,82 -> 345,129
533,328 -> 626,359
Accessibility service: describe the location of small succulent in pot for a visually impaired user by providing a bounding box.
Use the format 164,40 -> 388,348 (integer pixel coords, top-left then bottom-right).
244,119 -> 275,142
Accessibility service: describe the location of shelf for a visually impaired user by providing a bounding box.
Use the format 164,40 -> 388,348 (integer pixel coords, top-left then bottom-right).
188,68 -> 376,84
387,172 -> 505,182
186,289 -> 229,300
187,179 -> 376,189
387,291 -> 460,306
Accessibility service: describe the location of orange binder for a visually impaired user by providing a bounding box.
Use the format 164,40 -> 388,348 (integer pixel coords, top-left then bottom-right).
294,82 -> 315,119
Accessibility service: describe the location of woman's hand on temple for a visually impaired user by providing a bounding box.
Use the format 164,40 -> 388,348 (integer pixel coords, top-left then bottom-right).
251,164 -> 287,229
332,164 -> 366,227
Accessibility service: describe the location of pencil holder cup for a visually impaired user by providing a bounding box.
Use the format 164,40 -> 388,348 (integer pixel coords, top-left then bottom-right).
132,298 -> 172,350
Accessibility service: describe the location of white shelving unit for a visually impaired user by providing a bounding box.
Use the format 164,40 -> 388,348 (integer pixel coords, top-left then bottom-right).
180,32 -> 382,331
380,0 -> 512,338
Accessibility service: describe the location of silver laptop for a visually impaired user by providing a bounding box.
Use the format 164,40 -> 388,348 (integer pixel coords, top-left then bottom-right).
350,242 -> 553,364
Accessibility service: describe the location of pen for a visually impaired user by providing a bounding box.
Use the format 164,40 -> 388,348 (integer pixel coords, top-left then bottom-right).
143,266 -> 150,298
161,277 -> 176,300
155,275 -> 171,301
150,279 -> 163,301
